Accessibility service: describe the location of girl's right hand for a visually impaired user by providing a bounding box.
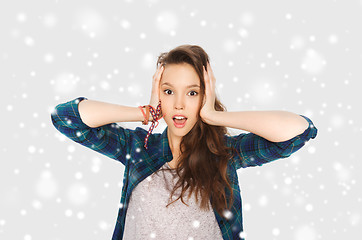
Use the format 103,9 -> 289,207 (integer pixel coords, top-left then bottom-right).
149,63 -> 165,118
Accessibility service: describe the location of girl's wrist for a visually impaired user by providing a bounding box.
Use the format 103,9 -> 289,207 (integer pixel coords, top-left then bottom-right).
138,102 -> 162,149
148,112 -> 154,121
138,105 -> 159,124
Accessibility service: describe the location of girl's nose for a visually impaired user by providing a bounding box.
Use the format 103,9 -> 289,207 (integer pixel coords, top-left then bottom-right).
175,97 -> 185,110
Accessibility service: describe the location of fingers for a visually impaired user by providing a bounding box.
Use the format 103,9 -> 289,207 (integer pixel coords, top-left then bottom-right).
155,65 -> 164,92
207,62 -> 213,77
158,65 -> 164,81
203,66 -> 210,95
203,63 -> 215,95
203,64 -> 211,83
153,64 -> 161,79
153,64 -> 164,82
155,64 -> 164,101
203,66 -> 209,90
205,62 -> 215,84
203,65 -> 208,81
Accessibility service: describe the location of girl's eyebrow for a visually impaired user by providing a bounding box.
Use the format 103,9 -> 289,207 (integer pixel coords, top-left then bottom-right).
161,82 -> 200,88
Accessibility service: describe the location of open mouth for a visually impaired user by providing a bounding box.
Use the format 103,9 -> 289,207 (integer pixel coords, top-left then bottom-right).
173,117 -> 187,126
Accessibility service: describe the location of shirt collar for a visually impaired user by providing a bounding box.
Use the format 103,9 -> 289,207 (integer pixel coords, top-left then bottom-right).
160,126 -> 173,161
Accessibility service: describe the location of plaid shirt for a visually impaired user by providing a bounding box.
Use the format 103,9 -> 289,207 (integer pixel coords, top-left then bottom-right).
51,97 -> 318,240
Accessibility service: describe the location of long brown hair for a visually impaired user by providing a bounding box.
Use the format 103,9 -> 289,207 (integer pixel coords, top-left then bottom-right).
155,44 -> 236,219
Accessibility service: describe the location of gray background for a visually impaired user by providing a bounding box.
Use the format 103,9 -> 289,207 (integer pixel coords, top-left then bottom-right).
1,0 -> 361,239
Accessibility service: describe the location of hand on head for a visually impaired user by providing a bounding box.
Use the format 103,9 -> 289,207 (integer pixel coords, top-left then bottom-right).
150,63 -> 165,118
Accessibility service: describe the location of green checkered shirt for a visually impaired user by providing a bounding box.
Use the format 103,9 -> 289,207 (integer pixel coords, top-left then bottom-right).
51,97 -> 318,240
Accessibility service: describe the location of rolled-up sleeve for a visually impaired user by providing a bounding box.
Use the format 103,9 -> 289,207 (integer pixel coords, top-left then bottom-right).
50,97 -> 134,165
226,114 -> 318,169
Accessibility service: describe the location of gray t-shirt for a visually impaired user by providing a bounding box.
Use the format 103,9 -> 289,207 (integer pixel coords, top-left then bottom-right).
123,162 -> 223,240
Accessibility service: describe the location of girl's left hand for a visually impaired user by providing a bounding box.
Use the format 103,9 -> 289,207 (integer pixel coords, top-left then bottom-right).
200,61 -> 217,124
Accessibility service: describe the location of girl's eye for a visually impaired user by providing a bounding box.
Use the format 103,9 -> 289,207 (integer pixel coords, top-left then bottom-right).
164,89 -> 172,95
189,91 -> 198,96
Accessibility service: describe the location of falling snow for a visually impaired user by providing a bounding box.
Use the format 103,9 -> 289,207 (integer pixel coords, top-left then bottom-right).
1,0 -> 360,239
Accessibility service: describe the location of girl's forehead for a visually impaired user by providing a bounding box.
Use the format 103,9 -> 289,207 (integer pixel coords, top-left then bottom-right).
161,65 -> 200,85
163,63 -> 198,75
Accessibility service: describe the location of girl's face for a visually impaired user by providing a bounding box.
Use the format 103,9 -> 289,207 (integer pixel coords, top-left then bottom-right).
159,63 -> 202,137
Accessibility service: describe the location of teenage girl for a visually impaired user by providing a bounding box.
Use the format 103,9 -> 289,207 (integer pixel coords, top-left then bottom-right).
51,44 -> 318,240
